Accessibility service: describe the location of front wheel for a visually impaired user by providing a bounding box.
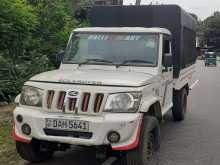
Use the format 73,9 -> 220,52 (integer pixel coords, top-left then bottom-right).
125,116 -> 160,165
16,139 -> 54,163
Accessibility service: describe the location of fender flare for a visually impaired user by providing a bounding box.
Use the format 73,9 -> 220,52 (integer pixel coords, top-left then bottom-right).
13,123 -> 31,143
139,96 -> 161,113
112,115 -> 160,151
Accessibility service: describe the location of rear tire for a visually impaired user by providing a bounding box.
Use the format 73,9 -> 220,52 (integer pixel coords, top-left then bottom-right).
125,116 -> 160,165
172,88 -> 188,121
16,139 -> 54,162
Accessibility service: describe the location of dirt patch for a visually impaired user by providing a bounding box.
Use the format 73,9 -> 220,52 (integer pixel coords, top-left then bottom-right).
0,104 -> 24,165
0,104 -> 15,122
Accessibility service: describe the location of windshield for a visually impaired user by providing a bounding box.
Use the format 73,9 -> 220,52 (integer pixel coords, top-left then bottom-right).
63,33 -> 159,67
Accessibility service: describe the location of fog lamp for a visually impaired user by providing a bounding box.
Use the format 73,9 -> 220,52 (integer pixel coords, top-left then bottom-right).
107,131 -> 120,143
21,123 -> 31,135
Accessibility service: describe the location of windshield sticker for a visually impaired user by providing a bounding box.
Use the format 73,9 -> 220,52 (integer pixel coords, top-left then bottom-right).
88,35 -> 142,41
124,35 -> 141,41
88,35 -> 109,40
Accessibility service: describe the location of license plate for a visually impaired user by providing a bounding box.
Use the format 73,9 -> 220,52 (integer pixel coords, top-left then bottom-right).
45,119 -> 89,132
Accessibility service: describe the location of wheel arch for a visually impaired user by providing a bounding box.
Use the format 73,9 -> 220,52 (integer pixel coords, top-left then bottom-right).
174,83 -> 189,95
146,102 -> 162,122
139,98 -> 162,122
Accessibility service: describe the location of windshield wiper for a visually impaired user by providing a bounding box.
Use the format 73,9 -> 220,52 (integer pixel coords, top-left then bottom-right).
78,58 -> 114,66
116,59 -> 154,67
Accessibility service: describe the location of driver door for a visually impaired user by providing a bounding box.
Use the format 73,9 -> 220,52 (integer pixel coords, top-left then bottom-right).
161,37 -> 173,114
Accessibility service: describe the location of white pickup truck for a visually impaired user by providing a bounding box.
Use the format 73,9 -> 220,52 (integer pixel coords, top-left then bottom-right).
13,5 -> 197,165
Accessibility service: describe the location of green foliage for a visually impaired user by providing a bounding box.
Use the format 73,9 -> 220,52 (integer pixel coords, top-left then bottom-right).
0,0 -> 37,54
202,12 -> 220,48
0,0 -> 82,102
30,0 -> 78,66
0,0 -> 38,101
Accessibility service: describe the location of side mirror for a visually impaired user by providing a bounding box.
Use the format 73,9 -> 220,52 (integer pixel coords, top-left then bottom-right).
56,51 -> 65,65
164,53 -> 173,67
75,7 -> 88,23
162,53 -> 173,72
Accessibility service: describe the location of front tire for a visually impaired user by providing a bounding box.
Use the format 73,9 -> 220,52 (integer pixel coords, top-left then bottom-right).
125,116 -> 160,165
172,88 -> 188,121
16,139 -> 54,162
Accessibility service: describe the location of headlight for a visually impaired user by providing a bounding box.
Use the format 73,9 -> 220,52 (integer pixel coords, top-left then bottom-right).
20,86 -> 43,107
104,92 -> 142,113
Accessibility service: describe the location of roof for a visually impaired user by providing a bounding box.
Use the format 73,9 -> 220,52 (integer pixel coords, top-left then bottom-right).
73,27 -> 171,35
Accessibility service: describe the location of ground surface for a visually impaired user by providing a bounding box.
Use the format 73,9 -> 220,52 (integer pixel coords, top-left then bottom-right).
0,60 -> 220,165
158,60 -> 220,165
0,104 -> 24,165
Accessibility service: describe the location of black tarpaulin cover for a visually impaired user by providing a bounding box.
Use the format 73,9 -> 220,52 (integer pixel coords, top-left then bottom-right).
90,5 -> 197,78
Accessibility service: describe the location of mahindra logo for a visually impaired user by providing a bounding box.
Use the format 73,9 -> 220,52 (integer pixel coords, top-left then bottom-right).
68,91 -> 79,96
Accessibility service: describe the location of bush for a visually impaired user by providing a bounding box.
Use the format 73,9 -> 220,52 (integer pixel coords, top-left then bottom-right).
0,0 -> 80,102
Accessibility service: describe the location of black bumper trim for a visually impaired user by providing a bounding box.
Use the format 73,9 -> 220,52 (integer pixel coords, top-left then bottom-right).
43,129 -> 93,139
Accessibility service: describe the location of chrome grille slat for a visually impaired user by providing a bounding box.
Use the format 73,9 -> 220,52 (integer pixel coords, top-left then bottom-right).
77,92 -> 84,114
51,91 -> 60,112
89,93 -> 96,113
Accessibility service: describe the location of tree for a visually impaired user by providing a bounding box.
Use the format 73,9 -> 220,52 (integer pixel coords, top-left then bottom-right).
28,0 -> 78,66
0,0 -> 39,101
0,0 -> 80,102
202,12 -> 220,48
189,13 -> 198,21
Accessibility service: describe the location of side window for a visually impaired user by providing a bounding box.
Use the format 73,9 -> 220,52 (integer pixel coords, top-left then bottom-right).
164,39 -> 171,54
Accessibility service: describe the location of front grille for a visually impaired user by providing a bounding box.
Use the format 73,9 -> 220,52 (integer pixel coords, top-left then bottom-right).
45,90 -> 105,114
44,129 -> 93,139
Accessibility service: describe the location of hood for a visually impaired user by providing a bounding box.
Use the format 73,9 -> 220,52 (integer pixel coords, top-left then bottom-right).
30,69 -> 154,87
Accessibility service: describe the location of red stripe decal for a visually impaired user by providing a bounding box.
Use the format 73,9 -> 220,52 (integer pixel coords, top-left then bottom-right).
47,91 -> 54,109
112,114 -> 143,151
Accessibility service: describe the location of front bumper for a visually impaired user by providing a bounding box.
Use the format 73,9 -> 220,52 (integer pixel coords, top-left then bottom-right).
13,107 -> 143,150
